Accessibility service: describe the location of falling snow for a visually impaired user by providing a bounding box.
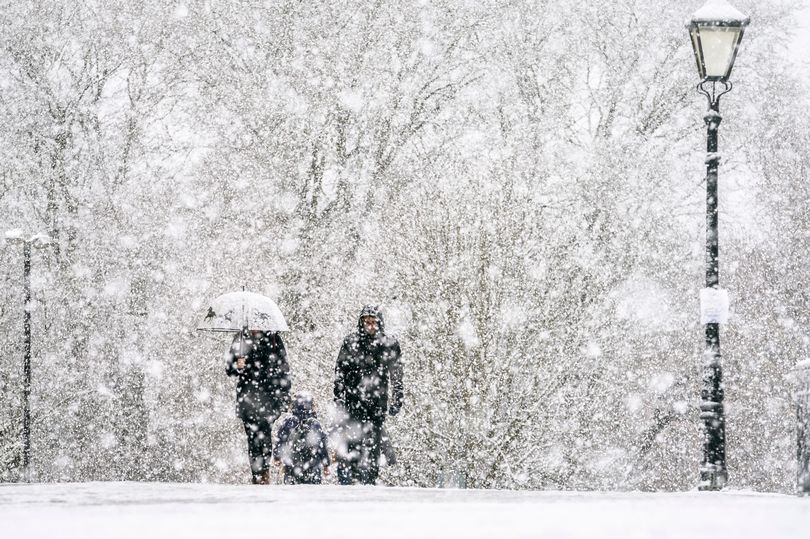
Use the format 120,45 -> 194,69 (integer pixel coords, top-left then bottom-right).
1,0 -> 809,510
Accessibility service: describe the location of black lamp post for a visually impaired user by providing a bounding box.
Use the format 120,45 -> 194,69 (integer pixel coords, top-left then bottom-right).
793,361 -> 810,495
686,0 -> 749,491
4,229 -> 51,483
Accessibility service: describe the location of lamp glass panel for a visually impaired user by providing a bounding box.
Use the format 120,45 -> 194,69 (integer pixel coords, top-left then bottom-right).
698,26 -> 741,78
689,26 -> 705,77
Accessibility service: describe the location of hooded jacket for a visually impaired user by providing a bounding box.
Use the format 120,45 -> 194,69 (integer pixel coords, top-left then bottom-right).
274,393 -> 330,483
334,305 -> 404,420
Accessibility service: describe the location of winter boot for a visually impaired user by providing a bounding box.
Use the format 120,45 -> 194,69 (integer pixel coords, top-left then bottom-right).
258,468 -> 271,485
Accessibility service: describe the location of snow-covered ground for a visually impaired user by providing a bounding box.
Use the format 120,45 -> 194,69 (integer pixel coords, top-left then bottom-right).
1,482 -> 806,538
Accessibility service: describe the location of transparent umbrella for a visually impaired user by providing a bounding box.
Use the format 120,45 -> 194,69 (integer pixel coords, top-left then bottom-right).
197,291 -> 289,333
197,290 -> 289,357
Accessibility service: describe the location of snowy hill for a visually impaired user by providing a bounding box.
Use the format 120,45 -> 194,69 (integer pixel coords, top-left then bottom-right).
1,482 -> 806,538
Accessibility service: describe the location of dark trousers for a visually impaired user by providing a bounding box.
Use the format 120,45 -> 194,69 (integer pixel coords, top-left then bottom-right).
337,416 -> 384,485
241,412 -> 279,483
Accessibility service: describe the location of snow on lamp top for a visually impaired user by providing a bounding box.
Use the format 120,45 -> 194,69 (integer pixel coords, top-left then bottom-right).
5,229 -> 52,247
687,0 -> 749,82
691,0 -> 749,24
5,228 -> 24,240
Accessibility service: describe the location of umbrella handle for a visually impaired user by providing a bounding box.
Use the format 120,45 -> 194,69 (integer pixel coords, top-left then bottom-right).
239,326 -> 250,358
236,328 -> 249,371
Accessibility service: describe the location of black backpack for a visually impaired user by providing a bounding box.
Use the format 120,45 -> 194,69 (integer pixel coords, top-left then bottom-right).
286,417 -> 320,473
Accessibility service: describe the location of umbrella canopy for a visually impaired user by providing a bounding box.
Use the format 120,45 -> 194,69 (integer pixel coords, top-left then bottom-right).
197,291 -> 289,332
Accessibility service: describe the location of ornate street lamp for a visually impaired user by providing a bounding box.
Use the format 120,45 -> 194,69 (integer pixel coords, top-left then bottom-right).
687,0 -> 749,491
4,229 -> 51,483
688,0 -> 749,82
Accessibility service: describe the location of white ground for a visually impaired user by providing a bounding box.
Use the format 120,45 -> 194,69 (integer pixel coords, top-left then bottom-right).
1,482 -> 807,538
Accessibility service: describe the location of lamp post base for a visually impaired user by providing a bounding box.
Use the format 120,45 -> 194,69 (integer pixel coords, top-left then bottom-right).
698,466 -> 728,491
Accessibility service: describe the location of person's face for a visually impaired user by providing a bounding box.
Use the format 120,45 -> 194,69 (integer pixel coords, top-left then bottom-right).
362,316 -> 379,336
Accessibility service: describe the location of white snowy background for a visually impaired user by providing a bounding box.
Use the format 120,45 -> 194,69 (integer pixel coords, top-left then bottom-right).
2,0 -> 810,505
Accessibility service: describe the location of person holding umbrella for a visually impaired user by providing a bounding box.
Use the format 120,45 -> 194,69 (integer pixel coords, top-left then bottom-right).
226,329 -> 291,484
199,290 -> 292,485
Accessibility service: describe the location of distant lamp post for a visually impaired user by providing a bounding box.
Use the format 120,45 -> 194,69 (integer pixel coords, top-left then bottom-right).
686,0 -> 749,491
4,229 -> 51,483
792,360 -> 810,495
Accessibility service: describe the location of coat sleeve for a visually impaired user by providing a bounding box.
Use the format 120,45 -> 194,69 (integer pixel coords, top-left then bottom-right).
225,333 -> 241,376
316,423 -> 331,467
389,340 -> 404,409
268,334 -> 292,406
333,339 -> 350,405
274,418 -> 292,461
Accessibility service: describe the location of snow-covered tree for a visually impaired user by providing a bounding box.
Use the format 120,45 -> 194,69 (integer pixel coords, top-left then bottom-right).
1,0 -> 807,491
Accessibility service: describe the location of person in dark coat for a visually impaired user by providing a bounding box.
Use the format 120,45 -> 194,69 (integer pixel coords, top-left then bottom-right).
226,329 -> 291,484
274,392 -> 331,485
333,305 -> 403,485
